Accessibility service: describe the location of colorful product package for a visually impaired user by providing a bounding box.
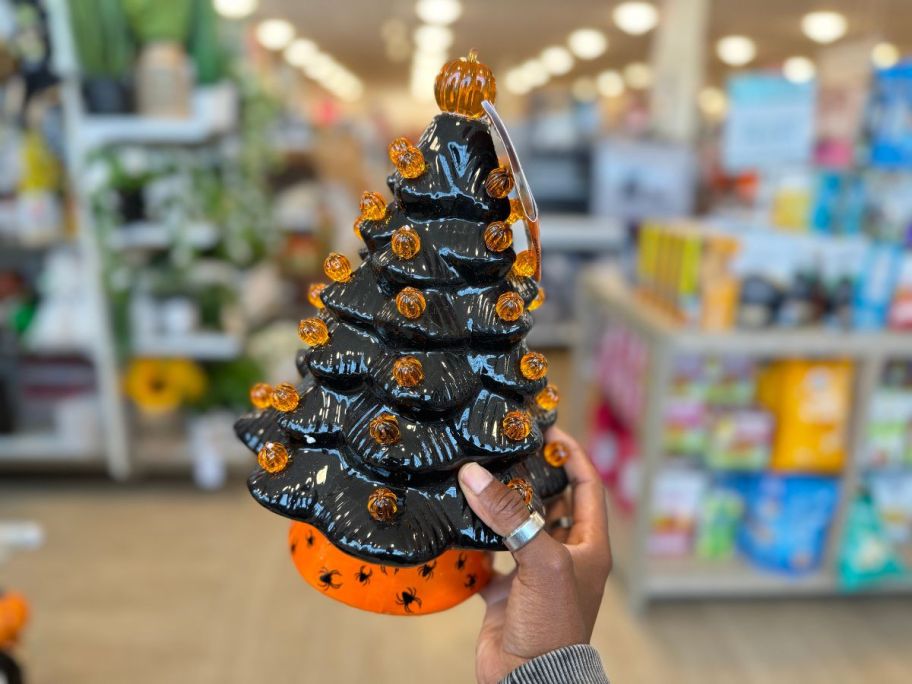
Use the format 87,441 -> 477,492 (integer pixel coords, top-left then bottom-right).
853,242 -> 903,330
759,359 -> 853,473
695,477 -> 748,560
738,474 -> 840,575
704,355 -> 757,407
838,494 -> 904,591
864,390 -> 912,469
869,472 -> 912,544
648,468 -> 708,557
705,408 -> 774,471
663,397 -> 707,456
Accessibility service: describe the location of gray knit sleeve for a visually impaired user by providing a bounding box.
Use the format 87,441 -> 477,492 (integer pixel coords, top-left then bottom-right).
498,644 -> 609,684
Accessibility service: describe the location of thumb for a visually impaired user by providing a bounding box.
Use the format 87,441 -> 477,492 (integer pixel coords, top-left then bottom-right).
458,462 -> 567,570
458,462 -> 533,538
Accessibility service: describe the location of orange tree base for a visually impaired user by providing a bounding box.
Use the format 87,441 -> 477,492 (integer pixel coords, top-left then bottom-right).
289,522 -> 492,616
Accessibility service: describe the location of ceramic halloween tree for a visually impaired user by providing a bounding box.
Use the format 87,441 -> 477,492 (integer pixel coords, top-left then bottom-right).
236,50 -> 567,615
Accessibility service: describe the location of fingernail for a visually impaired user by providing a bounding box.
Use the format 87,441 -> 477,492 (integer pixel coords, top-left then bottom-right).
459,462 -> 494,495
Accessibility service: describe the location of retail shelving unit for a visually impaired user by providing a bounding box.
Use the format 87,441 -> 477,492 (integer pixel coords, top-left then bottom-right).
3,0 -> 240,479
570,266 -> 912,611
526,214 -> 623,349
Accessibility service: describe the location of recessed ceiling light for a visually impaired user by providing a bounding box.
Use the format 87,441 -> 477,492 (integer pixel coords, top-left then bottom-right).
612,2 -> 659,36
872,42 -> 901,69
698,87 -> 728,119
256,19 -> 295,51
415,0 -> 463,26
540,46 -> 574,75
505,70 -> 532,95
285,39 -> 319,67
623,62 -> 653,89
801,11 -> 847,44
414,24 -> 453,52
716,35 -> 756,66
571,76 -> 598,102
520,59 -> 550,88
304,53 -> 336,80
214,0 -> 258,19
568,28 -> 608,60
783,56 -> 816,83
597,70 -> 625,97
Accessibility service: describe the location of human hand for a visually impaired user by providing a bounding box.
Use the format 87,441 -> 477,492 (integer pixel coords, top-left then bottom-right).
458,426 -> 613,684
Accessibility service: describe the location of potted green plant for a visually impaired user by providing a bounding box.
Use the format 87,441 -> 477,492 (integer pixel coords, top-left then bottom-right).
121,0 -> 193,117
67,0 -> 135,113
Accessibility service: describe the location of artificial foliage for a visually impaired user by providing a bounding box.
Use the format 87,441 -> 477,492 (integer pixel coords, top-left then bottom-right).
236,52 -> 566,613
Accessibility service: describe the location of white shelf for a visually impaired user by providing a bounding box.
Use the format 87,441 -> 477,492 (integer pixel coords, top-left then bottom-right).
132,332 -> 242,360
79,83 -> 237,150
538,214 -> 623,252
528,322 -> 579,348
106,221 -> 219,251
583,267 -> 912,357
0,432 -> 101,463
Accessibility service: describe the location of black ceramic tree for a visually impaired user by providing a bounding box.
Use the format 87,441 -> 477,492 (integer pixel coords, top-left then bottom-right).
235,51 -> 569,614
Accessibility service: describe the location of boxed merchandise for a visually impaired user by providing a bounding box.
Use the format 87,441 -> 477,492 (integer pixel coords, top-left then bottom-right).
838,494 -> 905,591
703,355 -> 757,407
889,251 -> 912,330
738,475 -> 840,575
853,243 -> 904,330
695,478 -> 747,560
705,408 -> 774,471
758,359 -> 853,473
869,473 -> 912,544
864,389 -> 912,468
648,468 -> 708,556
663,397 -> 708,456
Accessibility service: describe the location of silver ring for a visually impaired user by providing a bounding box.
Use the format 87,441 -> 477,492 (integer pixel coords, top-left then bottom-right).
504,512 -> 546,552
549,516 -> 573,531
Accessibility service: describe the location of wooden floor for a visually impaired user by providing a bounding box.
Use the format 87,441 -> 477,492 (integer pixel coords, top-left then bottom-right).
2,478 -> 912,684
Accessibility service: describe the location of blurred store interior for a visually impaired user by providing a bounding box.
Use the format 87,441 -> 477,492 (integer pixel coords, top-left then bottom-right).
3,0 -> 912,682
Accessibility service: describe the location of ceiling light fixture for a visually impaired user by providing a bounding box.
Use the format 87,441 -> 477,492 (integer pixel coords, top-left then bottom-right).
414,24 -> 453,53
571,76 -> 598,102
597,70 -> 625,97
256,19 -> 295,51
871,42 -> 901,69
567,28 -> 608,60
540,46 -> 575,75
783,56 -> 816,83
415,0 -> 463,26
716,35 -> 756,66
801,11 -> 847,44
623,62 -> 653,89
698,87 -> 728,119
214,0 -> 258,19
284,39 -> 319,68
612,2 -> 659,36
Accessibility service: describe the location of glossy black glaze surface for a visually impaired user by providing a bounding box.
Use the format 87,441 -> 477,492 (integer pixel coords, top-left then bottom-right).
236,113 -> 566,566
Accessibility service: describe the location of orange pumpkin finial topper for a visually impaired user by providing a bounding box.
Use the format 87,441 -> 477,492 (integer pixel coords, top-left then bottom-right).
434,49 -> 496,118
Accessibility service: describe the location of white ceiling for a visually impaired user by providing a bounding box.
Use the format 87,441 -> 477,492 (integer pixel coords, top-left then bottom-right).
256,0 -> 912,87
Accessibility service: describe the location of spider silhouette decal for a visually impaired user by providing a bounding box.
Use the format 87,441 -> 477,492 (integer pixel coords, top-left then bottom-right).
380,565 -> 400,575
464,573 -> 477,589
418,561 -> 436,580
317,567 -> 342,590
305,531 -> 315,547
455,552 -> 467,571
355,566 -> 373,585
395,587 -> 423,613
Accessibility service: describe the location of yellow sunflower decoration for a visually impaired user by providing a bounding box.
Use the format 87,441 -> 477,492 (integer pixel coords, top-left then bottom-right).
123,358 -> 208,414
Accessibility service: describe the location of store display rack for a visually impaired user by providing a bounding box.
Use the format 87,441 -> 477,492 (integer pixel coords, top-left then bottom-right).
526,214 -> 623,349
0,0 -> 242,479
570,266 -> 912,611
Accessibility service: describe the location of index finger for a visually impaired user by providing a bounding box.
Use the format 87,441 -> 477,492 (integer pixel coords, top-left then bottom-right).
545,426 -> 609,546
